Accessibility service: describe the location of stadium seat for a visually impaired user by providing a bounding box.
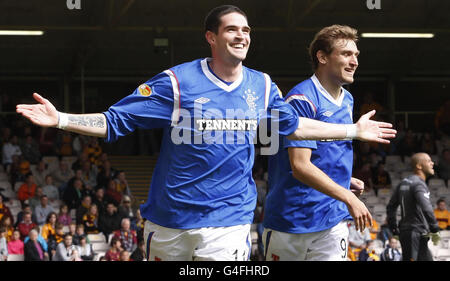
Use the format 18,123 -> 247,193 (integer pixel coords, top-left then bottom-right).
400,171 -> 413,179
436,248 -> 450,261
88,233 -> 106,243
386,155 -> 401,165
92,242 -> 110,252
429,178 -> 446,188
7,254 -> 24,261
14,181 -> 24,192
0,172 -> 8,181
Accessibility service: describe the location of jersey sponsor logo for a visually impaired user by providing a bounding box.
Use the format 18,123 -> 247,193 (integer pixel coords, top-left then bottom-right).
195,97 -> 210,104
243,89 -> 259,112
196,119 -> 258,131
138,84 -> 152,97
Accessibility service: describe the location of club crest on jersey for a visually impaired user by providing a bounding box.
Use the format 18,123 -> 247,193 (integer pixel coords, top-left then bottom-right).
243,89 -> 259,112
138,84 -> 152,97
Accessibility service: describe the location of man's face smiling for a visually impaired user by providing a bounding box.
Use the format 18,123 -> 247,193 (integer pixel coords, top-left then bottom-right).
209,12 -> 251,65
323,39 -> 359,86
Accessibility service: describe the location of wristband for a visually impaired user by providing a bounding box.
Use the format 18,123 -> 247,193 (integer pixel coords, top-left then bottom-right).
56,112 -> 69,130
345,124 -> 357,139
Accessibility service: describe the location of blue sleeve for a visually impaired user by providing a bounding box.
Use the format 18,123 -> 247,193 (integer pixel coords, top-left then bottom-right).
284,88 -> 318,150
265,82 -> 299,136
103,72 -> 174,142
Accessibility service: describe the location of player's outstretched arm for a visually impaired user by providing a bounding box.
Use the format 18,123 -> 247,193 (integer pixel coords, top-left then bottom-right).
288,110 -> 396,143
16,93 -> 107,138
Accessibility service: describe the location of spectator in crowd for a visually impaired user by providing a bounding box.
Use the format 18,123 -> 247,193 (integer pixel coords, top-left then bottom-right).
82,204 -> 100,234
118,195 -> 136,222
81,160 -> 97,190
85,137 -> 102,166
72,135 -> 89,158
32,160 -> 49,187
0,216 -> 14,242
115,170 -> 130,196
17,173 -> 37,203
57,204 -> 72,227
353,162 -> 374,194
105,179 -> 122,206
7,230 -> 24,255
359,92 -> 385,120
53,233 -> 78,261
57,131 -> 73,157
2,135 -> 22,170
78,235 -> 95,261
24,229 -> 47,261
41,212 -> 58,242
369,218 -> 380,241
437,149 -> 450,184
9,155 -> 26,187
372,162 -> 392,196
104,236 -> 122,261
76,195 -> 92,224
45,222 -> 65,259
99,203 -> 121,241
96,160 -> 116,190
72,224 -> 89,246
67,222 -> 77,237
42,175 -> 59,203
419,131 -> 437,156
63,177 -> 84,210
71,248 -> 83,261
112,218 -> 137,253
0,194 -> 14,225
358,240 -> 380,261
24,226 -> 48,254
0,227 -> 8,261
71,153 -> 89,172
130,239 -> 146,261
17,212 -> 37,240
51,160 -> 74,196
92,188 -> 107,215
119,250 -> 131,261
348,221 -> 372,258
378,218 -> 394,245
398,129 -> 418,158
29,186 -> 44,212
380,236 -> 402,261
434,198 -> 450,230
20,135 -> 41,165
133,209 -> 145,243
15,204 -> 37,228
34,195 -> 55,226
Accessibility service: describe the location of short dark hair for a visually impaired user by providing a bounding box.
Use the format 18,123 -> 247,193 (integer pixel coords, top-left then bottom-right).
204,5 -> 247,34
437,198 -> 446,205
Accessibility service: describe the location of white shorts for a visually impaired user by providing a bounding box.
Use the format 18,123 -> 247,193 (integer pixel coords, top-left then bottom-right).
143,220 -> 252,261
263,220 -> 349,261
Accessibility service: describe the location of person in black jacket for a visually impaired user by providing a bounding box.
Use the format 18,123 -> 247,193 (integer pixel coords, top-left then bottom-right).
386,152 -> 441,261
98,203 -> 121,241
24,229 -> 47,261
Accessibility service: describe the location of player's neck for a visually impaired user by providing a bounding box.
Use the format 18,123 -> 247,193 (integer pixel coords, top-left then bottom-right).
414,170 -> 426,181
314,70 -> 342,100
209,58 -> 242,83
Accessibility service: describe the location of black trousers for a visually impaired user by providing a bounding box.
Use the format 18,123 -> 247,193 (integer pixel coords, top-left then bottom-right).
399,230 -> 433,261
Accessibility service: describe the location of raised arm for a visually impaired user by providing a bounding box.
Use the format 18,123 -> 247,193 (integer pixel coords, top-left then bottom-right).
288,110 -> 396,143
16,93 -> 107,138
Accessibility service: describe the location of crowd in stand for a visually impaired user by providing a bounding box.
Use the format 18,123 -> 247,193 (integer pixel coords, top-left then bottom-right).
0,120 -> 144,261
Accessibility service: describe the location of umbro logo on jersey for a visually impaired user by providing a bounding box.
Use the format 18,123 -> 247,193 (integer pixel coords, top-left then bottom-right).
424,192 -> 430,199
323,111 -> 334,117
195,97 -> 210,104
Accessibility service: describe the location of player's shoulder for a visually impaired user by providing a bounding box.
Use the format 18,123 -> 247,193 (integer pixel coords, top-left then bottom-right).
285,77 -> 317,101
242,65 -> 269,80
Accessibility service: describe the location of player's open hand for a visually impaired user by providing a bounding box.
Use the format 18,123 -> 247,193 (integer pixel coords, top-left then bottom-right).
346,192 -> 372,232
355,110 -> 396,144
16,93 -> 59,127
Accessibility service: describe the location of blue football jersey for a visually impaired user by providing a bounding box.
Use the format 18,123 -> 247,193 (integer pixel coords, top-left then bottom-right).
263,75 -> 354,234
103,58 -> 299,229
